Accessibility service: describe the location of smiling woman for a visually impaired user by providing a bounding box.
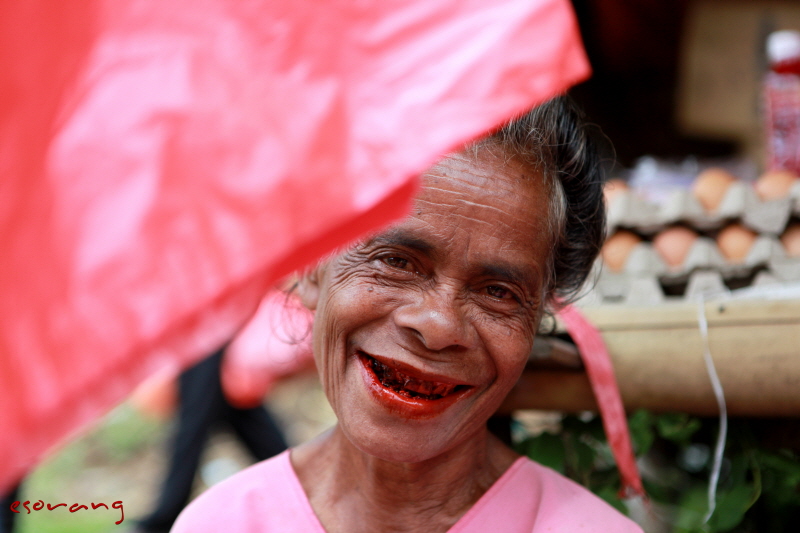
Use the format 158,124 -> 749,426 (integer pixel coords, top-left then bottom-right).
171,97 -> 643,533
300,149 -> 554,467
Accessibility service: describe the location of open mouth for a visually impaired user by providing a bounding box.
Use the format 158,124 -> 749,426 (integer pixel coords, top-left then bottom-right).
361,352 -> 469,401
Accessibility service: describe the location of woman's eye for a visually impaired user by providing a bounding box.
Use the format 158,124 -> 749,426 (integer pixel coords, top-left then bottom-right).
382,256 -> 411,271
486,285 -> 514,300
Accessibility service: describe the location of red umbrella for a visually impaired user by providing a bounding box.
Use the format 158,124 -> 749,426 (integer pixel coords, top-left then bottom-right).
0,0 -> 589,492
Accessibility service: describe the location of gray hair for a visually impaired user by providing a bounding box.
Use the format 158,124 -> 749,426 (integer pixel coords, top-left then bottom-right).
474,95 -> 607,306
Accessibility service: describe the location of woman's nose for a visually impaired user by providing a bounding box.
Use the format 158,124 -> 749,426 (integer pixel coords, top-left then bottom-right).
393,287 -> 470,352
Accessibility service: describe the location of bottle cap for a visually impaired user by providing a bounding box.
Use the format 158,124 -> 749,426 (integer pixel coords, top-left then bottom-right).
767,30 -> 800,64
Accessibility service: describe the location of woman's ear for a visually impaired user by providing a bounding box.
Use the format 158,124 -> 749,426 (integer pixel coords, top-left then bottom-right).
296,266 -> 323,311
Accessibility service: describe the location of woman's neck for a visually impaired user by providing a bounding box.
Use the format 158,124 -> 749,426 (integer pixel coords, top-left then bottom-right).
291,425 -> 519,533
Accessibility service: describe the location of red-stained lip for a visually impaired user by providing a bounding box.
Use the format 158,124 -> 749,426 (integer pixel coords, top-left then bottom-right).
356,350 -> 473,418
364,351 -> 470,387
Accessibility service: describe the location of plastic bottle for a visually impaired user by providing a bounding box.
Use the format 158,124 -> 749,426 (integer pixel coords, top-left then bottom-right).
764,30 -> 800,175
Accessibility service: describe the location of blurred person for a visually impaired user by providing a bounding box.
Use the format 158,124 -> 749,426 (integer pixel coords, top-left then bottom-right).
0,485 -> 20,533
133,290 -> 313,533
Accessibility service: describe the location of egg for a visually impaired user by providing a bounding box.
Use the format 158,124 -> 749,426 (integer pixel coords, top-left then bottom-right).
652,226 -> 699,268
717,224 -> 758,263
601,230 -> 642,272
603,178 -> 629,206
692,167 -> 737,212
781,223 -> 800,257
755,170 -> 799,201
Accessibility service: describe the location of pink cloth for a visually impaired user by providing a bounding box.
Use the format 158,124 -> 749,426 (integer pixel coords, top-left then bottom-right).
171,450 -> 643,532
221,291 -> 315,408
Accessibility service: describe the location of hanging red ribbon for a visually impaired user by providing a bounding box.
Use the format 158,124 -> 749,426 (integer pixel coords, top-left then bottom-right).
557,304 -> 646,499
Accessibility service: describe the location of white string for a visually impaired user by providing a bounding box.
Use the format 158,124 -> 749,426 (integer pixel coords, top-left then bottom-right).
696,297 -> 728,524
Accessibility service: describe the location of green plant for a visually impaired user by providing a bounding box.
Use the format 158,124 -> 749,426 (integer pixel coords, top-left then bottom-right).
514,410 -> 800,532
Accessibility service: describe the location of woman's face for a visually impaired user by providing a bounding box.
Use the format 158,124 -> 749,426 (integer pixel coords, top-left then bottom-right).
299,149 -> 554,463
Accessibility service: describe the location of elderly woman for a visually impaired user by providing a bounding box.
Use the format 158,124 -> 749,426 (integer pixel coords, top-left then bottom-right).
171,97 -> 643,532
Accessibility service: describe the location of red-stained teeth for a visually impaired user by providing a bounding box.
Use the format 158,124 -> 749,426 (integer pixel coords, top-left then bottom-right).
368,356 -> 459,399
403,378 -> 456,396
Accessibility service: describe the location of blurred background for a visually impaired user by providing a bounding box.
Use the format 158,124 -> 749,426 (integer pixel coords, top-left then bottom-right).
572,0 -> 798,166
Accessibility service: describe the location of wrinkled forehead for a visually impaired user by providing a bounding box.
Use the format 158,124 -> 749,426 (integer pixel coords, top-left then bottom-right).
327,148 -> 556,273
416,149 -> 553,237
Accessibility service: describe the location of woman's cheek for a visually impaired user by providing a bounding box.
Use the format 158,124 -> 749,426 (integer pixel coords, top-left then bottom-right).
476,307 -> 535,345
309,307 -> 341,403
481,323 -> 533,378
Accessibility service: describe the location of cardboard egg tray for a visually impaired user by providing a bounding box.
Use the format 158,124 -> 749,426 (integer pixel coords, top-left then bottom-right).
584,245 -> 800,307
584,185 -> 800,306
607,180 -> 800,236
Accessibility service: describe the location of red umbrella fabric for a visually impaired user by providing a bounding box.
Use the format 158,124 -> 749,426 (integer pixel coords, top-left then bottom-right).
0,0 -> 589,492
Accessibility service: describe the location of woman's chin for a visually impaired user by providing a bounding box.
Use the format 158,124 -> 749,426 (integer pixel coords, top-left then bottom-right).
347,429 -> 452,464
336,413 -> 488,466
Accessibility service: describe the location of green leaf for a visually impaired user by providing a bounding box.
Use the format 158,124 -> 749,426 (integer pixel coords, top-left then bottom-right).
672,485 -> 709,532
594,485 -> 628,515
575,438 -> 596,472
672,483 -> 757,533
758,450 -> 800,484
627,409 -> 655,456
707,484 -> 756,532
655,413 -> 701,445
522,432 -> 566,474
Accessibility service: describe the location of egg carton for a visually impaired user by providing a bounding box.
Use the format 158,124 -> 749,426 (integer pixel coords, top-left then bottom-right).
585,269 -> 743,307
583,237 -> 800,306
768,254 -> 800,282
664,235 -> 790,284
583,268 -> 736,306
607,183 -> 795,236
582,272 -> 666,306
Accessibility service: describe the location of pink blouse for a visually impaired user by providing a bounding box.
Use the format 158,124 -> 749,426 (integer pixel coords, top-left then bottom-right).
171,450 -> 643,532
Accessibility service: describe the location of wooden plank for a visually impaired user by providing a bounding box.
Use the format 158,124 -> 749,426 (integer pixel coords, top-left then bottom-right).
508,299 -> 800,416
556,299 -> 800,331
500,371 -> 596,414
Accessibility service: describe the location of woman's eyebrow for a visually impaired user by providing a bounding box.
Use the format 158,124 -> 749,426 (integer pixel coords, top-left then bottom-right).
477,263 -> 533,288
369,230 -> 539,287
368,229 -> 435,255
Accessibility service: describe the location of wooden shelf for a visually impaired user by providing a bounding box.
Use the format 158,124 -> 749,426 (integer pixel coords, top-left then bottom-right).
501,299 -> 800,417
